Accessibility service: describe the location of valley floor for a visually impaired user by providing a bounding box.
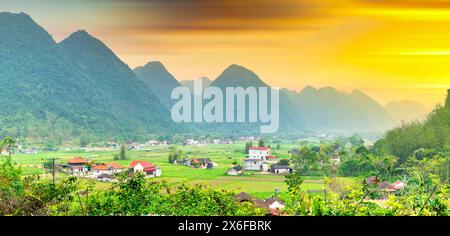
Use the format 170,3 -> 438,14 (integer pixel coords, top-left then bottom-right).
13,143 -> 355,199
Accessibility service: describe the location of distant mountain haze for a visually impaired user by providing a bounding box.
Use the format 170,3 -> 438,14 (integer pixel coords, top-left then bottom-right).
133,61 -> 182,109
385,101 -> 428,123
0,12 -> 431,142
211,64 -> 269,88
288,86 -> 395,133
207,64 -> 302,135
180,76 -> 212,91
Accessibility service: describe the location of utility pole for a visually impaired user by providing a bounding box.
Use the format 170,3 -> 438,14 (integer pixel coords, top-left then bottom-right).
45,157 -> 60,185
52,158 -> 56,185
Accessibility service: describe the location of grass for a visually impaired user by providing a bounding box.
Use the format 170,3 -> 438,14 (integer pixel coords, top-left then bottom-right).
12,142 -> 354,198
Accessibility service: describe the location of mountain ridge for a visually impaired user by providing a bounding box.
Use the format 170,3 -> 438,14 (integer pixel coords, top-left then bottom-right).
0,12 -> 415,142
0,12 -> 175,143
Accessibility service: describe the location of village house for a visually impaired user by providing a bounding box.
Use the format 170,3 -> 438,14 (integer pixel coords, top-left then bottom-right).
242,146 -> 273,171
182,158 -> 191,166
248,146 -> 271,160
392,180 -> 406,190
96,173 -> 115,182
129,142 -> 142,150
370,177 -> 406,197
206,162 -> 214,169
227,166 -> 243,176
234,192 -> 285,216
266,155 -> 277,162
270,164 -> 292,174
92,162 -> 125,176
190,158 -> 213,168
243,158 -> 269,171
366,176 -> 381,185
21,148 -> 38,154
67,157 -> 89,174
129,160 -> 161,177
378,180 -> 407,198
145,140 -> 159,146
265,196 -> 285,210
289,148 -> 299,155
183,139 -> 199,146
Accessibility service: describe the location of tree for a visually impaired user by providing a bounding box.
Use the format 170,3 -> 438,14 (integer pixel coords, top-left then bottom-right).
168,146 -> 183,163
374,102 -> 449,163
349,134 -> 364,147
113,154 -> 119,161
79,135 -> 90,147
284,173 -> 304,215
278,159 -> 289,165
291,147 -> 318,175
258,139 -> 265,147
245,141 -> 253,153
355,145 -> 370,156
0,136 -> 16,156
119,144 -> 127,160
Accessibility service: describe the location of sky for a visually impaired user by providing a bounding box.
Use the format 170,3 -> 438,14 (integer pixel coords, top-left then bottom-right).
1,0 -> 450,110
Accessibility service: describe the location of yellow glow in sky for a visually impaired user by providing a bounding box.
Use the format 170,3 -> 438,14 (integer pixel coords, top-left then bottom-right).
1,0 -> 449,110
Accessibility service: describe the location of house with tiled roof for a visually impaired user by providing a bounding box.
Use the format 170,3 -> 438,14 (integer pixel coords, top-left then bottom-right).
129,160 -> 161,177
227,165 -> 243,176
105,162 -> 125,170
67,157 -> 89,174
270,164 -> 292,174
92,162 -> 125,176
234,192 -> 285,216
265,196 -> 285,210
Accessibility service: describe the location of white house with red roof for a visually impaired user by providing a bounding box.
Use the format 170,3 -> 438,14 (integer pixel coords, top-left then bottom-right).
248,146 -> 271,160
129,160 -> 161,177
243,146 -> 273,171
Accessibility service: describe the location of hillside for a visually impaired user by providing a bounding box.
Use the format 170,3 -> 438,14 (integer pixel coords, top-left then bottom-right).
375,89 -> 450,161
207,65 -> 303,135
133,61 -> 182,109
0,12 -> 174,144
279,86 -> 395,134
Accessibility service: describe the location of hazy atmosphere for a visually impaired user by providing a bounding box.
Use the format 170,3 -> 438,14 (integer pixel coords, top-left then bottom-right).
0,0 -> 449,219
2,0 -> 450,110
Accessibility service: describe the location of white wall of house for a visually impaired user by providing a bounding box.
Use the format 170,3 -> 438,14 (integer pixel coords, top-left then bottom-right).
133,163 -> 144,172
112,168 -> 124,174
92,168 -> 123,176
155,168 -> 161,177
93,169 -> 111,176
269,201 -> 285,209
70,166 -> 88,174
243,159 -> 265,171
273,168 -> 290,174
227,169 -> 242,176
248,149 -> 270,160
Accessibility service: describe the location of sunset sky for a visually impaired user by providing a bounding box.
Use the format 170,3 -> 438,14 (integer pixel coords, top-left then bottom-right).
1,0 -> 450,110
